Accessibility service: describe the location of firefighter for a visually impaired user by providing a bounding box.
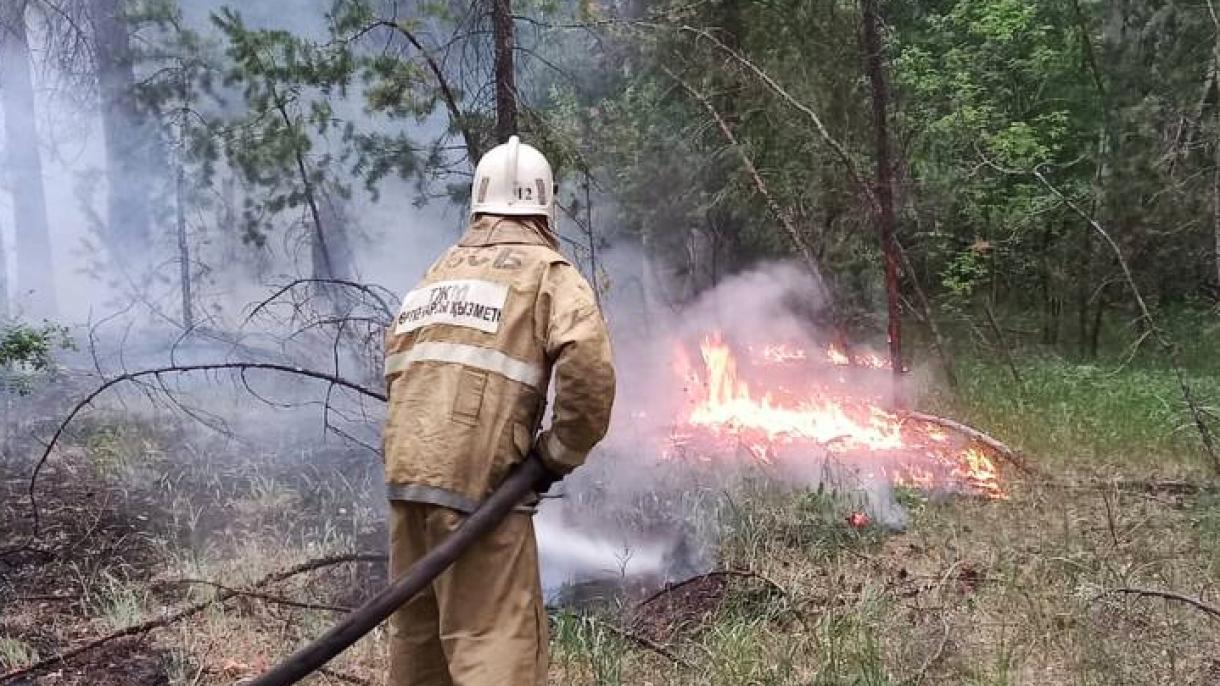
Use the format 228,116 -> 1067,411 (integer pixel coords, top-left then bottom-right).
382,136 -> 616,685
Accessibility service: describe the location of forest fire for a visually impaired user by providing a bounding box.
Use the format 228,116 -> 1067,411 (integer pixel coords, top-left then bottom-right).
825,343 -> 890,369
670,335 -> 1005,499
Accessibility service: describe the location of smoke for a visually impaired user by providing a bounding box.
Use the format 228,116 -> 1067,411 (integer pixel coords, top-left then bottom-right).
532,258 -> 913,600
2,0 -> 462,327
2,1 -> 912,607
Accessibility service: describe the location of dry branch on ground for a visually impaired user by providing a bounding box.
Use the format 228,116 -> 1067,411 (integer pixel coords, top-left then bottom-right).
903,411 -> 1036,474
0,554 -> 385,683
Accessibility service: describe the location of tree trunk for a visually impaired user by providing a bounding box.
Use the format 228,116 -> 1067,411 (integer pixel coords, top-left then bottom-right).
896,237 -> 958,389
315,193 -> 353,283
0,215 -> 8,320
1076,221 -> 1092,354
860,0 -> 904,403
175,161 -> 192,329
92,0 -> 156,267
1207,2 -> 1220,311
1038,224 -> 1060,345
1,0 -> 57,317
1089,283 -> 1106,358
491,0 -> 516,142
1214,74 -> 1220,308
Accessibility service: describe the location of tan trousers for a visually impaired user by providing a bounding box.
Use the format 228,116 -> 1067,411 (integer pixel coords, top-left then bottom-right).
387,501 -> 548,686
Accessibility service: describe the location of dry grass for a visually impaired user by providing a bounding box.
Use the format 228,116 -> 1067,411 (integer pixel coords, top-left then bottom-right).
545,476 -> 1219,685
3,350 -> 1219,685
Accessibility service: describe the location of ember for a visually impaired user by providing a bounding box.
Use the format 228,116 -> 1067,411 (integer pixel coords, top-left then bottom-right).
669,335 -> 1006,498
846,511 -> 872,528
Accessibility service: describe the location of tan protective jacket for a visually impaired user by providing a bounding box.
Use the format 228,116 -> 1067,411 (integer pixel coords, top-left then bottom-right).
382,216 -> 615,512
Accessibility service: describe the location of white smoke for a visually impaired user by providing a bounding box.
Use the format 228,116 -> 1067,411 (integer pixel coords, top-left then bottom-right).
533,259 -> 910,601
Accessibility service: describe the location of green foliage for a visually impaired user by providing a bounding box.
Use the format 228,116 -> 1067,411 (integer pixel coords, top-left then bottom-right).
0,321 -> 72,372
208,7 -> 358,246
927,351 -> 1220,469
940,247 -> 990,298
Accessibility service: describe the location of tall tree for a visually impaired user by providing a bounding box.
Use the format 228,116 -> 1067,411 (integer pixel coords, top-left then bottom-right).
860,0 -> 903,394
0,0 -> 57,317
491,0 -> 517,142
91,0 -> 158,268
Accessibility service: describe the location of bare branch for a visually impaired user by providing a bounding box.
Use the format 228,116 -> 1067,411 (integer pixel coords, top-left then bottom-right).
675,24 -> 878,213
246,278 -> 397,326
26,363 -> 384,538
661,66 -> 819,276
164,579 -> 353,613
1094,587 -> 1220,622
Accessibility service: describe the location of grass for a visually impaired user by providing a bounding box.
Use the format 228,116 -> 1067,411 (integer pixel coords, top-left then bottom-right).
0,637 -> 38,670
541,326 -> 1220,685
3,314 -> 1219,684
923,355 -> 1220,473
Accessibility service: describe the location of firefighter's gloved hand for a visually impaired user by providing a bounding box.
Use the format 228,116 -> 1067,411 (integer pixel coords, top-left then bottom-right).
533,463 -> 565,495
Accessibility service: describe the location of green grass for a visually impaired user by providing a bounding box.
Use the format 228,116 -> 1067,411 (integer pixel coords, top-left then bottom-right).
0,637 -> 38,670
550,611 -> 630,685
922,351 -> 1220,473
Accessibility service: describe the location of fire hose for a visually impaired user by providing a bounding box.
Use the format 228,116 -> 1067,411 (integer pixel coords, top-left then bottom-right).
243,455 -> 549,686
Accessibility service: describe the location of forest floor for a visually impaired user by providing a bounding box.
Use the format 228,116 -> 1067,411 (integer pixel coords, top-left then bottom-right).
2,338 -> 1220,685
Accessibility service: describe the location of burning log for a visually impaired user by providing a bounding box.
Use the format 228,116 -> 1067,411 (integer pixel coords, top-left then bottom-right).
670,335 -> 1013,498
901,412 -> 1035,475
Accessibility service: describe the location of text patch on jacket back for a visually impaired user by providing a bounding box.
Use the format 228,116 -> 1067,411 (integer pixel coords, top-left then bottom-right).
395,279 -> 508,335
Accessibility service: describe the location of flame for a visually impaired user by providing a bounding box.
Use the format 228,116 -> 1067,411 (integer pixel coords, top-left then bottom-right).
758,344 -> 808,364
826,344 -> 852,366
674,335 -> 1005,498
826,343 -> 889,369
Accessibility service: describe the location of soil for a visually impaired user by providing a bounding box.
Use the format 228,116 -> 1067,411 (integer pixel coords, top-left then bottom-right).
1,445 -> 386,684
631,573 -> 730,642
1,458 -> 172,684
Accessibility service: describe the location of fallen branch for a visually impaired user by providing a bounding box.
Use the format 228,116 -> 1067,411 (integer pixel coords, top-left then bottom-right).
0,554 -> 384,683
661,65 -> 846,340
594,618 -> 693,669
1093,587 -> 1220,622
903,412 -> 1036,475
1109,479 -> 1218,495
11,594 -> 73,602
318,667 -> 375,686
166,579 -> 354,614
675,24 -> 877,212
637,569 -> 786,608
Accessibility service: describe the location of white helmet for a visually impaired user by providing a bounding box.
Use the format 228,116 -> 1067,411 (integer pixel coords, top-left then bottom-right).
469,135 -> 554,217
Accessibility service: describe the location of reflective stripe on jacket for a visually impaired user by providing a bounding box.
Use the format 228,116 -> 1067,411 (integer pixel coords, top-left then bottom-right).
382,215 -> 616,511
